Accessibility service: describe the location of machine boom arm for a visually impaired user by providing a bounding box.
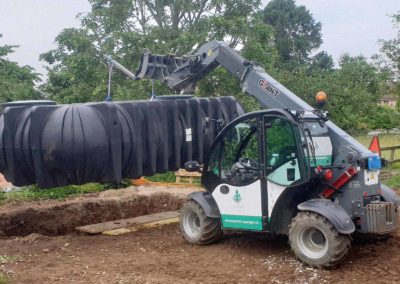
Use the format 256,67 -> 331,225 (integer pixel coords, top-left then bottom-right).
136,41 -> 312,111
136,40 -> 371,157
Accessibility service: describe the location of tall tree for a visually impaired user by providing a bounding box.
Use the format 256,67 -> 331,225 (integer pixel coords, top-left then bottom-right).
310,51 -> 334,70
378,12 -> 400,81
41,0 -> 263,103
374,12 -> 400,100
261,0 -> 322,65
319,55 -> 397,130
0,34 -> 41,102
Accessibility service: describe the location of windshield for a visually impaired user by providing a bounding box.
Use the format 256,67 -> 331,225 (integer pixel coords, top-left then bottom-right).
305,121 -> 329,136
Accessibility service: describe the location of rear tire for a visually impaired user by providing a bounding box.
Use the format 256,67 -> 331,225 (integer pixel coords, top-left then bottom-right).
180,201 -> 222,245
289,211 -> 351,268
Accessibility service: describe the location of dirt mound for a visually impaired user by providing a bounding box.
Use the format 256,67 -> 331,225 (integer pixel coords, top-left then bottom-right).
0,185 -> 198,236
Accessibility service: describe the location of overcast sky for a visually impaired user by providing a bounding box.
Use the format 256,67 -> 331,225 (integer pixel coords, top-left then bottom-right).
0,0 -> 399,80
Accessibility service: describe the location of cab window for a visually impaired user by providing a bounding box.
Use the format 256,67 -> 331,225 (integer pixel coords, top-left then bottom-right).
208,118 -> 259,186
265,117 -> 304,186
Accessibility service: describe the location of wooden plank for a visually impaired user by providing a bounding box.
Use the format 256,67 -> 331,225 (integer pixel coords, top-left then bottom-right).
76,211 -> 179,234
381,145 -> 400,151
102,217 -> 179,236
175,169 -> 201,177
389,158 -> 400,165
175,169 -> 201,184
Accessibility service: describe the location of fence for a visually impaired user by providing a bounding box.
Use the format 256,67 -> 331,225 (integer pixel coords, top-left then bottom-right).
381,145 -> 400,165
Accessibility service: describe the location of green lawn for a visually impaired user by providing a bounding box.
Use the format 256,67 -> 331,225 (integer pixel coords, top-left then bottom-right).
355,134 -> 400,169
355,135 -> 400,161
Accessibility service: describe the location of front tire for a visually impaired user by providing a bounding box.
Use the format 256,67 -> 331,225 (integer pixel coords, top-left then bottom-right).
179,201 -> 222,245
289,211 -> 351,268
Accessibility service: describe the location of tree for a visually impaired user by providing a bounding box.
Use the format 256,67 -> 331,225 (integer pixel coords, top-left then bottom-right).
373,12 -> 400,100
261,0 -> 322,65
377,12 -> 400,80
0,34 -> 41,102
310,51 -> 334,70
311,55 -> 400,131
41,0 -> 262,103
270,53 -> 395,130
40,0 -> 395,131
196,16 -> 278,111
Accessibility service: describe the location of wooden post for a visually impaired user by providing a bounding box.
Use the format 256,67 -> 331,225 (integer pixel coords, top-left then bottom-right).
390,148 -> 395,162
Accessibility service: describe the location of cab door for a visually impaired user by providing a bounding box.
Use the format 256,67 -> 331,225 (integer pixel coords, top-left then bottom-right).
202,111 -> 309,232
202,114 -> 266,231
264,115 -> 309,220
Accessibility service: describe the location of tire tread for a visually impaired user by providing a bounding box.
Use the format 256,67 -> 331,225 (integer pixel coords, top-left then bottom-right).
180,201 -> 222,245
289,211 -> 351,268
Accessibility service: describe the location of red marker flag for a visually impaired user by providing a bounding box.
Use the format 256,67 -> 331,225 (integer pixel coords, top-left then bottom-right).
368,135 -> 381,156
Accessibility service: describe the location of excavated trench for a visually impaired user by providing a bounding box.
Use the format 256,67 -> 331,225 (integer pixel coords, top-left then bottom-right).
0,186 -> 196,237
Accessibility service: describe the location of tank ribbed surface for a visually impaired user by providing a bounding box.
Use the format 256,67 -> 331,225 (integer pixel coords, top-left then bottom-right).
0,97 -> 242,188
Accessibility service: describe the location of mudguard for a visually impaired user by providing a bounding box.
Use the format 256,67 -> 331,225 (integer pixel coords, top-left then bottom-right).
188,192 -> 220,218
381,184 -> 400,207
298,198 -> 355,234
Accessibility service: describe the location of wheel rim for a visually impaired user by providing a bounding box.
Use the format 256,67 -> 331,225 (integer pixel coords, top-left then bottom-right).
297,226 -> 328,259
183,210 -> 201,238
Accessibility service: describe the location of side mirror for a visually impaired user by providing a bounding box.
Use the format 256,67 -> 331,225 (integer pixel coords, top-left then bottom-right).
184,161 -> 202,173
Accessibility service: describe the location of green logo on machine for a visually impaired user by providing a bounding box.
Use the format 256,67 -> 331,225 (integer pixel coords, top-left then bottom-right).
233,190 -> 242,202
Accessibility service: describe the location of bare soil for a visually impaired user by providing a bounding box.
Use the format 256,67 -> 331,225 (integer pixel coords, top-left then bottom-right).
0,185 -> 400,283
0,186 -> 194,236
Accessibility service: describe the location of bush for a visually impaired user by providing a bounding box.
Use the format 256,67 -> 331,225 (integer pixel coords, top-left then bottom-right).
365,106 -> 400,130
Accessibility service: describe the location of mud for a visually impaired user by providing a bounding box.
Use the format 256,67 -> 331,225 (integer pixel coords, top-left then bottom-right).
0,186 -> 197,236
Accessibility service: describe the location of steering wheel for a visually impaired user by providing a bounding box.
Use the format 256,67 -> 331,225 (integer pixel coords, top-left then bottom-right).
238,157 -> 258,170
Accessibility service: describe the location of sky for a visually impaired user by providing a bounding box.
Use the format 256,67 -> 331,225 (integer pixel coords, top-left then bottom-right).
0,0 -> 399,80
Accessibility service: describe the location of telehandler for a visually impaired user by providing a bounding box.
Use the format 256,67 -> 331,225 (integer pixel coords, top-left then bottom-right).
134,40 -> 400,267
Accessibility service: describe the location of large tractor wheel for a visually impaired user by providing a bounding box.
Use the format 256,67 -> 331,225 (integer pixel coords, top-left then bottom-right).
289,211 -> 351,268
179,201 -> 222,245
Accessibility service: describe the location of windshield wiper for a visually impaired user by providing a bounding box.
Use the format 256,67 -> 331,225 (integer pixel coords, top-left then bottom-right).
305,127 -> 317,167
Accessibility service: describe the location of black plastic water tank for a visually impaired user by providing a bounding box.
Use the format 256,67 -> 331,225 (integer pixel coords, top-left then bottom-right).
0,100 -> 56,112
0,97 -> 243,188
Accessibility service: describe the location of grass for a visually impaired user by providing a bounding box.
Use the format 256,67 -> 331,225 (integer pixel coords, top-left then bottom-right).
355,134 -> 400,161
146,171 -> 201,185
0,181 -> 130,205
0,255 -> 18,284
385,175 -> 400,189
0,255 -> 19,264
146,172 -> 177,183
0,274 -> 8,284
